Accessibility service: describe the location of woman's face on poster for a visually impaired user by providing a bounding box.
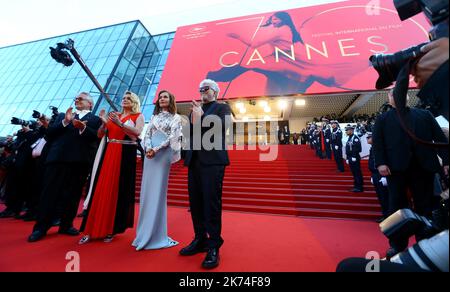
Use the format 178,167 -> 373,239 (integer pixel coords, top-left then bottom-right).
271,16 -> 283,28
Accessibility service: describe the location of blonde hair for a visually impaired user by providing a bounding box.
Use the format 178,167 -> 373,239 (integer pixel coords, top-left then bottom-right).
123,91 -> 141,114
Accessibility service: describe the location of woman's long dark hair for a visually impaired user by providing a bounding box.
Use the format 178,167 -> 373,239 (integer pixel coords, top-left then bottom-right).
262,11 -> 304,44
153,90 -> 177,115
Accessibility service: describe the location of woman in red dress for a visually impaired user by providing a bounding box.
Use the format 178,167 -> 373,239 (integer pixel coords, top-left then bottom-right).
79,91 -> 144,244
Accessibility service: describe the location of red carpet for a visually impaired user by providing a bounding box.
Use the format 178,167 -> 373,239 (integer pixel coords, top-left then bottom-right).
0,204 -> 388,272
137,145 -> 381,220
1,145 -> 388,271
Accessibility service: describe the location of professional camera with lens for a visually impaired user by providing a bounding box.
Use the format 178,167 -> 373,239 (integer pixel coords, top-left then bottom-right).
11,117 -> 32,127
50,42 -> 74,67
379,192 -> 449,272
49,106 -> 59,117
32,110 -> 44,119
370,0 -> 449,90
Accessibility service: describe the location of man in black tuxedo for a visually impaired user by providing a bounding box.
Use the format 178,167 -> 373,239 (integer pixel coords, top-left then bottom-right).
322,118 -> 332,160
372,92 -> 448,254
282,125 -> 290,145
28,92 -> 102,242
180,79 -> 231,269
345,125 -> 364,192
330,121 -> 345,172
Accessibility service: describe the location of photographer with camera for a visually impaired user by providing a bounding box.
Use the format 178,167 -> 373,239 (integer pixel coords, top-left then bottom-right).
0,120 -> 41,219
336,0 -> 450,272
0,136 -> 15,203
18,111 -> 54,221
370,0 -> 449,257
373,89 -> 448,255
413,36 -> 449,120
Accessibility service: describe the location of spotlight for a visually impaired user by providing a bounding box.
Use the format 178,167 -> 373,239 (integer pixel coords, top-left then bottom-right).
278,100 -> 288,110
259,100 -> 269,108
295,99 -> 306,106
236,102 -> 244,109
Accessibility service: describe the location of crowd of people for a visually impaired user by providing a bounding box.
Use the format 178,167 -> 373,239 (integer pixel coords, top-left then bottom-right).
0,79 -> 230,270
0,31 -> 449,272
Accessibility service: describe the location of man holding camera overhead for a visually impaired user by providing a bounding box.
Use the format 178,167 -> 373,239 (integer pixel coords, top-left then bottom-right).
28,92 -> 101,242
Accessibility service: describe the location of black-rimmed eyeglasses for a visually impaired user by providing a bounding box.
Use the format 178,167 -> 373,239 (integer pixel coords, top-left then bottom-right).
199,86 -> 212,93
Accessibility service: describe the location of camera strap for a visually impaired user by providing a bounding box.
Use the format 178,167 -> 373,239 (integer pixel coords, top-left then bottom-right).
394,60 -> 448,149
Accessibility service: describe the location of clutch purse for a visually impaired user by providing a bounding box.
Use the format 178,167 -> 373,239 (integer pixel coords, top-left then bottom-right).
150,130 -> 168,149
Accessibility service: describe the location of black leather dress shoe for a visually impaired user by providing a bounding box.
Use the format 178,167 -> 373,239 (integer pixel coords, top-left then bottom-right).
15,213 -> 26,220
202,248 -> 220,269
385,247 -> 400,260
179,238 -> 208,256
28,231 -> 46,243
58,227 -> 80,236
350,188 -> 364,193
52,218 -> 61,227
0,210 -> 16,218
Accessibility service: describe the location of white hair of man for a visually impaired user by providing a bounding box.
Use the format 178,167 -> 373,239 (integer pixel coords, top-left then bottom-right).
200,79 -> 220,99
79,92 -> 94,110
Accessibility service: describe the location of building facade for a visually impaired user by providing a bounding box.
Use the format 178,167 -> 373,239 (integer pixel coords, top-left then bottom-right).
0,20 -> 174,136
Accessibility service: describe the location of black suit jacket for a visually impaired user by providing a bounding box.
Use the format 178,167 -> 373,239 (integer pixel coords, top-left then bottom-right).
373,108 -> 449,173
45,112 -> 102,166
184,102 -> 232,167
331,128 -> 343,148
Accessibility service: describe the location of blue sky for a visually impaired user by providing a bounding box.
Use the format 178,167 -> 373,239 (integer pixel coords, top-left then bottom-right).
0,0 -> 343,47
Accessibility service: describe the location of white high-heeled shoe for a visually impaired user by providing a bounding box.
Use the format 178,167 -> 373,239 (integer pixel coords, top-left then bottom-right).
79,235 -> 91,245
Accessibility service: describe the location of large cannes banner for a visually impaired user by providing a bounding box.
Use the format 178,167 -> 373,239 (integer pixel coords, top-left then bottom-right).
157,0 -> 430,102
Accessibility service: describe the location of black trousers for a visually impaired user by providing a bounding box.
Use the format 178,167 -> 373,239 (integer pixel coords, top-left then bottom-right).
371,174 -> 389,218
386,163 -> 435,251
349,159 -> 364,190
333,146 -> 345,172
188,158 -> 226,249
34,163 -> 89,233
387,165 -> 435,217
4,163 -> 34,214
315,146 -> 323,159
324,142 -> 332,159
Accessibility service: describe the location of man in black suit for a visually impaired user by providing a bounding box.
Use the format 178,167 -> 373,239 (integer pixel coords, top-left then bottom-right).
366,132 -> 389,222
345,125 -> 364,192
28,92 -> 102,242
373,92 -> 449,218
179,79 -> 231,270
322,119 -> 332,160
308,124 -> 315,150
282,125 -> 290,145
0,125 -> 40,219
331,121 -> 345,173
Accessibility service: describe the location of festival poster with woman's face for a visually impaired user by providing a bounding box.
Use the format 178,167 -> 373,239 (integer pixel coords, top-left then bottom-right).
157,0 -> 431,103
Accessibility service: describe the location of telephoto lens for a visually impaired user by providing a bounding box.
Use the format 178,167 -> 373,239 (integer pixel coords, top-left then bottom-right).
369,43 -> 427,89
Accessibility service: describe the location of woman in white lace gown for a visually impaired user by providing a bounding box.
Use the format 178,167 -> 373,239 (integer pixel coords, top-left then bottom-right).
132,90 -> 182,250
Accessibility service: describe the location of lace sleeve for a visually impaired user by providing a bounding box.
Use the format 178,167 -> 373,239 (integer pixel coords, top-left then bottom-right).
153,115 -> 183,155
144,116 -> 154,151
169,115 -> 183,163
